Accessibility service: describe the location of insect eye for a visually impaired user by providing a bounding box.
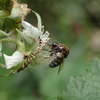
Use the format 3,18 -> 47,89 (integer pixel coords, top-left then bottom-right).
52,42 -> 58,47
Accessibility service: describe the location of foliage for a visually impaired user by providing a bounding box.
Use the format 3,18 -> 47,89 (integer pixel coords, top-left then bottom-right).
47,58 -> 100,100
0,0 -> 100,100
0,0 -> 13,10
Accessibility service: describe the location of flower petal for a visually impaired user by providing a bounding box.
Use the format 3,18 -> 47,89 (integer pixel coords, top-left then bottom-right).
22,21 -> 41,39
11,0 -> 30,20
4,51 -> 24,69
40,31 -> 50,43
37,31 -> 50,50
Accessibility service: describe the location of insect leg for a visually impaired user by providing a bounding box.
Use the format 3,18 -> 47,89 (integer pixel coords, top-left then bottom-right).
43,49 -> 49,51
50,52 -> 53,56
42,52 -> 54,61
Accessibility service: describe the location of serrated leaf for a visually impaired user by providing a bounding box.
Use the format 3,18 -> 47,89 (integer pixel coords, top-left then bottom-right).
90,58 -> 100,75
52,58 -> 100,100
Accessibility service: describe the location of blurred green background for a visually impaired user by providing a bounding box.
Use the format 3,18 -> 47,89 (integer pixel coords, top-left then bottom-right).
1,0 -> 100,100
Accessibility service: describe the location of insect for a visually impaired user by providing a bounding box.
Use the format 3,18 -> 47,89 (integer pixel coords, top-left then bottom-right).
49,42 -> 69,74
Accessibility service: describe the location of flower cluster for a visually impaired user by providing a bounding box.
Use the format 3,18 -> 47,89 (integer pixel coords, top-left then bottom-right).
12,0 -> 31,20
0,0 -> 50,76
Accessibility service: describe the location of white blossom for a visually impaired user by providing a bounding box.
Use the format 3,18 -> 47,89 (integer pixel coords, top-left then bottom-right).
22,21 -> 50,49
22,21 -> 41,39
38,31 -> 50,49
11,0 -> 31,20
3,51 -> 24,69
40,31 -> 50,43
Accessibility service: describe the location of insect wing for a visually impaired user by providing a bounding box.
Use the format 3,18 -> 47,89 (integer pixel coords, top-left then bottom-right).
58,59 -> 64,74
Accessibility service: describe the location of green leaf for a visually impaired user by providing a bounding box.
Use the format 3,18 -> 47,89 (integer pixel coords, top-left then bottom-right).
0,0 -> 13,10
0,16 -> 21,31
90,58 -> 100,75
0,30 -> 13,36
52,58 -> 100,100
32,11 -> 42,31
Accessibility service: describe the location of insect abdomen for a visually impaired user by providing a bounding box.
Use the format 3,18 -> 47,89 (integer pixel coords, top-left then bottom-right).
49,57 -> 63,68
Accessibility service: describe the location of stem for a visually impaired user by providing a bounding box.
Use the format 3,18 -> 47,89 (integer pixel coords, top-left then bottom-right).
1,38 -> 20,45
0,63 -> 6,68
0,38 -> 25,52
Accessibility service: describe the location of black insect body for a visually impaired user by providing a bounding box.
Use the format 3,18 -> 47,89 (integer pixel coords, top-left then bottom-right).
49,52 -> 64,68
49,42 -> 69,74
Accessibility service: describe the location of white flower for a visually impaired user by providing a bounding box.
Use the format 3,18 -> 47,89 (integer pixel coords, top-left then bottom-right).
11,0 -> 31,20
38,31 -> 50,49
3,51 -> 24,69
40,31 -> 50,43
0,42 -> 2,57
22,21 -> 50,50
22,21 -> 41,39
